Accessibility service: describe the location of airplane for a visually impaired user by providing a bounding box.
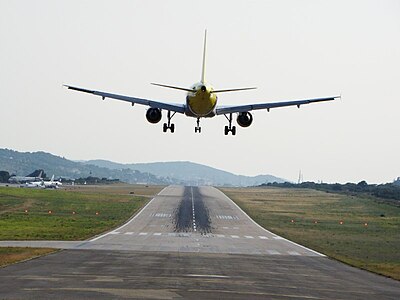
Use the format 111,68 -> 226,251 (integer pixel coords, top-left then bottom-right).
20,175 -> 62,189
42,175 -> 63,189
21,181 -> 44,188
9,170 -> 44,184
65,30 -> 340,135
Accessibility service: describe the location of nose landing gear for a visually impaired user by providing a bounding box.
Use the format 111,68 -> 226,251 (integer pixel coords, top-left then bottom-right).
224,113 -> 236,135
195,118 -> 201,133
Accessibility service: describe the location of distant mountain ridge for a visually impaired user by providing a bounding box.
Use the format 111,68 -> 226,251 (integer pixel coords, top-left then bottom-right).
0,149 -> 170,184
85,160 -> 285,186
0,148 -> 286,186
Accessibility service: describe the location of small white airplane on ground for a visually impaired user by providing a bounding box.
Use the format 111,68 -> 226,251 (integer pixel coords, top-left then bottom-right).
21,175 -> 62,189
65,31 -> 339,135
21,180 -> 44,188
42,175 -> 63,189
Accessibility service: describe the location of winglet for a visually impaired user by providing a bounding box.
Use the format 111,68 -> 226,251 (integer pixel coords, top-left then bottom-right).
201,29 -> 207,84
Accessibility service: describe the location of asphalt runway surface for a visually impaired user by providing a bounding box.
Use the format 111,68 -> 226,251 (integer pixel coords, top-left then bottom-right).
0,185 -> 399,299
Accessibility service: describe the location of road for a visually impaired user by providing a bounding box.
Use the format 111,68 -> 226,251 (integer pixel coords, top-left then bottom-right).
0,185 -> 399,299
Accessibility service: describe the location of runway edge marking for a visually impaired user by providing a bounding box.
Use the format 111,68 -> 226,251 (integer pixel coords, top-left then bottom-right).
215,187 -> 326,257
89,186 -> 169,242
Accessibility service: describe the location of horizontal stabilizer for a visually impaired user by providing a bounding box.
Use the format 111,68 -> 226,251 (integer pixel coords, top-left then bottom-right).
212,87 -> 257,93
151,83 -> 194,93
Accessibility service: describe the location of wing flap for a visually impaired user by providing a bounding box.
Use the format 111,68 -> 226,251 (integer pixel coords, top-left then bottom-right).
216,96 -> 340,115
64,85 -> 186,113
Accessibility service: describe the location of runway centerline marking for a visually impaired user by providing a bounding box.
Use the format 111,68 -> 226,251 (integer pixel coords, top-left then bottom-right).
191,187 -> 197,232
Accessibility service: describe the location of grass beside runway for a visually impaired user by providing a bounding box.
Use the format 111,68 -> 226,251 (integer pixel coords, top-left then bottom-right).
0,247 -> 56,267
220,187 -> 400,280
0,184 -> 163,266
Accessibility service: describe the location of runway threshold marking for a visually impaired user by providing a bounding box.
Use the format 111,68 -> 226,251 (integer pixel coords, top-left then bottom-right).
89,186 -> 168,242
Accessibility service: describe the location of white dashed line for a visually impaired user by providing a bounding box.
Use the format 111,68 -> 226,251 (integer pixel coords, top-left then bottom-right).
217,189 -> 325,257
273,236 -> 284,240
288,251 -> 301,256
110,231 -> 120,235
89,187 -> 168,242
153,233 -> 162,236
124,232 -> 134,235
139,232 -> 148,236
231,235 -> 239,239
266,250 -> 280,255
216,234 -> 225,238
244,235 -> 254,239
258,236 -> 268,239
191,187 -> 197,232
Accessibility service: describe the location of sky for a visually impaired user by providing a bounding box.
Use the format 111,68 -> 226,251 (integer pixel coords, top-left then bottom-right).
0,0 -> 399,184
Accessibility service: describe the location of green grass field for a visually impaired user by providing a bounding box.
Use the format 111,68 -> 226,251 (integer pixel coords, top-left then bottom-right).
0,184 -> 163,241
0,184 -> 163,267
221,187 -> 400,280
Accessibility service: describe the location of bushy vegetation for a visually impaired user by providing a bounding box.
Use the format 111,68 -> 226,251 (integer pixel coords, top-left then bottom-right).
261,181 -> 400,204
0,171 -> 10,183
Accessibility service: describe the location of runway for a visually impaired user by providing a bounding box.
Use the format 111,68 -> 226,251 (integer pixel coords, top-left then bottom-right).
0,186 -> 399,299
0,186 -> 322,255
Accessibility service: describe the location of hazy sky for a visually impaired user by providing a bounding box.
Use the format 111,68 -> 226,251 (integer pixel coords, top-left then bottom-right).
1,0 -> 399,183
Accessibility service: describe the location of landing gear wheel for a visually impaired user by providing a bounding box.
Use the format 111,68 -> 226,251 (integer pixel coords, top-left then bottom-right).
223,114 -> 237,135
163,111 -> 176,133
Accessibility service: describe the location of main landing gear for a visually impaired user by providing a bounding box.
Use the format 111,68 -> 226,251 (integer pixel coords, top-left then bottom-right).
194,118 -> 201,133
163,111 -> 176,133
224,113 -> 236,135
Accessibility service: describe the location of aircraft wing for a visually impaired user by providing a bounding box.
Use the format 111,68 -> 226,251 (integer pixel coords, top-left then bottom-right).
215,96 -> 340,115
64,85 -> 186,113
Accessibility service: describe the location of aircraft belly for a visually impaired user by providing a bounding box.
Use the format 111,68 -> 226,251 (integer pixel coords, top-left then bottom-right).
187,94 -> 217,117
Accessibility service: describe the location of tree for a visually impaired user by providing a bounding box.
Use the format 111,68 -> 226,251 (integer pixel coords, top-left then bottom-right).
0,171 -> 10,183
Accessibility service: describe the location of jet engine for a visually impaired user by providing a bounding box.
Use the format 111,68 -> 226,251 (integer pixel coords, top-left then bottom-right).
146,108 -> 162,124
236,112 -> 253,127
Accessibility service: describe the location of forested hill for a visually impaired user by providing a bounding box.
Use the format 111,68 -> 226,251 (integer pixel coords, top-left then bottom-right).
0,149 -> 170,184
85,160 -> 286,186
0,148 -> 285,186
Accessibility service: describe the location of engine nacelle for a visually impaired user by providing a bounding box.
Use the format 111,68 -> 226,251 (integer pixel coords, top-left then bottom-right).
237,112 -> 253,127
146,108 -> 162,124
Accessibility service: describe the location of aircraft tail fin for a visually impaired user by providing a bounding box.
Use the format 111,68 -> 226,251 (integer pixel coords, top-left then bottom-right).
201,29 -> 207,84
51,175 -> 55,181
